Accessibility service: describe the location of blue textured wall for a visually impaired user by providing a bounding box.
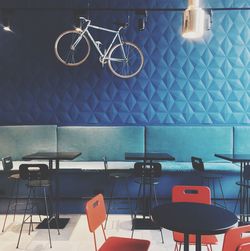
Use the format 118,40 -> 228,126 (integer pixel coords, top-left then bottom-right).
0,0 -> 249,125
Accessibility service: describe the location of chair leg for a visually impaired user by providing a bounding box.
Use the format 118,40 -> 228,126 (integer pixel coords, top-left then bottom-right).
234,189 -> 240,214
104,178 -> 115,229
174,242 -> 178,251
159,227 -> 164,244
212,178 -> 216,205
218,178 -> 227,209
48,188 -> 60,235
153,184 -> 158,206
133,182 -> 142,221
125,178 -> 133,221
17,188 -> 32,248
13,180 -> 20,222
44,187 -> 52,248
178,242 -> 182,251
2,181 -> 15,232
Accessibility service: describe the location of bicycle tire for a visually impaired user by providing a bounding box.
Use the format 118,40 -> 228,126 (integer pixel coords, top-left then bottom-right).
54,30 -> 90,66
108,41 -> 144,79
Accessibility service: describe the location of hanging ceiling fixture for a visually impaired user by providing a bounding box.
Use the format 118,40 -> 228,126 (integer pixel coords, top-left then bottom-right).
1,9 -> 12,32
182,0 -> 205,39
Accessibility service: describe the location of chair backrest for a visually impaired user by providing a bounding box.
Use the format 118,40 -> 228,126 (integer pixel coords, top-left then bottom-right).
85,193 -> 107,233
222,225 -> 250,251
2,156 -> 13,172
172,185 -> 211,205
191,156 -> 205,172
19,164 -> 50,181
134,162 -> 162,178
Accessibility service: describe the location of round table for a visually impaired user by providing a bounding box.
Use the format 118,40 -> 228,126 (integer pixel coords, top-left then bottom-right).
152,202 -> 238,251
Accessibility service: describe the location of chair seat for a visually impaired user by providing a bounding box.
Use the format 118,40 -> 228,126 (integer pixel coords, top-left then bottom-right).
236,181 -> 250,188
201,173 -> 223,179
134,177 -> 159,185
99,237 -> 150,251
237,243 -> 250,251
173,231 -> 218,245
9,173 -> 20,180
28,180 -> 50,187
109,172 -> 131,179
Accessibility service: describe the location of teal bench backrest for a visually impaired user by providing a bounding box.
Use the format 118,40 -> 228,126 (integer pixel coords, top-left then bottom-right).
0,125 -> 57,160
57,126 -> 145,161
146,126 -> 233,162
234,126 -> 250,154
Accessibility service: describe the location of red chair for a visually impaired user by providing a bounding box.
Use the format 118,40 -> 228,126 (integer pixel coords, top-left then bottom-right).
85,194 -> 150,251
222,225 -> 250,251
172,185 -> 218,251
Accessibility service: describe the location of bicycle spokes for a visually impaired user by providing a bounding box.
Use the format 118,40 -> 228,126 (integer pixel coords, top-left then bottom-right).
108,42 -> 144,78
55,30 -> 90,66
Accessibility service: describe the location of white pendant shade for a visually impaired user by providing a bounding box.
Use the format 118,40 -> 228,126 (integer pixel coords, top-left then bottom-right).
182,0 -> 205,39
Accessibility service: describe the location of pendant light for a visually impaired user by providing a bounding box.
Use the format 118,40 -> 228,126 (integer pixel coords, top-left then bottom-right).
182,0 -> 205,39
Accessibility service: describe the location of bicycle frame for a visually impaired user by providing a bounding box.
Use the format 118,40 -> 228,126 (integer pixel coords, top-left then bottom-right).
74,18 -> 127,62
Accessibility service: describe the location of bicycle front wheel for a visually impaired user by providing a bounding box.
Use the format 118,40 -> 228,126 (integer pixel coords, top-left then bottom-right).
108,41 -> 144,78
55,30 -> 90,66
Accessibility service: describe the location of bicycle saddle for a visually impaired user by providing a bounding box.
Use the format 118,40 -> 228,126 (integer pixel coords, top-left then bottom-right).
114,22 -> 129,29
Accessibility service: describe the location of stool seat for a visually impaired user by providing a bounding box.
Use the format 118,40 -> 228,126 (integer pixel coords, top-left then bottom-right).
201,173 -> 223,179
28,179 -> 51,187
8,173 -> 20,180
108,172 -> 131,179
236,181 -> 250,188
134,177 -> 160,185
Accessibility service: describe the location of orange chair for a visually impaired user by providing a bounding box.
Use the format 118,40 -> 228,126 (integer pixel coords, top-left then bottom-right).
222,225 -> 250,251
85,194 -> 150,251
237,244 -> 250,251
172,185 -> 218,251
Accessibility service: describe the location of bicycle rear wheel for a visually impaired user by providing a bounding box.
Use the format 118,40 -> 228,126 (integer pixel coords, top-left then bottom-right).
55,30 -> 90,66
108,41 -> 144,78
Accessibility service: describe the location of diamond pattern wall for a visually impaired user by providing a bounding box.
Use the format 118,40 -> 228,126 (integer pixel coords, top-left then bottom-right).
0,1 -> 249,125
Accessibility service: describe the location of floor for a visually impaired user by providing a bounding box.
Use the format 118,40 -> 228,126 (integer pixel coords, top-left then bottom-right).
0,214 -> 225,251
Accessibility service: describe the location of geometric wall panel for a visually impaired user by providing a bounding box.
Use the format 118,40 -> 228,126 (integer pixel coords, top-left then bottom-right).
0,1 -> 249,125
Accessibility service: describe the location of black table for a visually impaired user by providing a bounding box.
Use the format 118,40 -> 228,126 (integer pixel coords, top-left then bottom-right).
125,152 -> 175,230
22,151 -> 81,228
152,202 -> 238,251
215,153 -> 250,225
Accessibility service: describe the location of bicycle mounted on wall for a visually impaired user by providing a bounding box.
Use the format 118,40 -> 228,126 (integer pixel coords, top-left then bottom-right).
55,16 -> 144,78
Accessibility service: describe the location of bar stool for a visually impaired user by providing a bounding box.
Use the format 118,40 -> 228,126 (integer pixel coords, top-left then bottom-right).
103,156 -> 133,229
133,162 -> 163,242
234,166 -> 250,221
1,156 -> 21,232
191,156 -> 227,209
16,164 -> 60,249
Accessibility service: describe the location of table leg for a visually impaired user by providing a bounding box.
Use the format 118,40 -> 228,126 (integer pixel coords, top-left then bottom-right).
240,162 -> 243,224
184,233 -> 189,251
140,161 -> 145,219
48,159 -> 53,170
195,234 -> 201,251
132,160 -> 160,231
38,159 -> 69,229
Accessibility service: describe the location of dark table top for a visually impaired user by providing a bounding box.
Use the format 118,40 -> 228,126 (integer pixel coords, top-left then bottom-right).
215,153 -> 250,162
23,152 -> 81,161
125,152 -> 175,161
152,202 -> 238,235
